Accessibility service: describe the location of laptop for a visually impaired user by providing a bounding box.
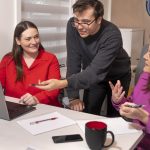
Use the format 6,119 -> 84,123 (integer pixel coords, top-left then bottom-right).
0,84 -> 36,120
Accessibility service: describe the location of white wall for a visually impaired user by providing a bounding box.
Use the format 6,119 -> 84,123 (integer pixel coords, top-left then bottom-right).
100,0 -> 112,21
0,0 -> 111,61
0,0 -> 21,60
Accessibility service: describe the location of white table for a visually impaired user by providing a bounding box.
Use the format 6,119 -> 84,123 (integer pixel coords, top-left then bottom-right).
0,97 -> 144,150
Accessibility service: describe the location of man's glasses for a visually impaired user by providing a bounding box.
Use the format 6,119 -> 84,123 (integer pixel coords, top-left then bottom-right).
71,18 -> 96,29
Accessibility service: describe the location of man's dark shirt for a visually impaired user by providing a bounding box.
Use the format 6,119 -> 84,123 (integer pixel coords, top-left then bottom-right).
66,18 -> 131,98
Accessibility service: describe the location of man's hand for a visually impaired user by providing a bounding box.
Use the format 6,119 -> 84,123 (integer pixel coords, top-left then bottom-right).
69,99 -> 85,112
34,79 -> 68,90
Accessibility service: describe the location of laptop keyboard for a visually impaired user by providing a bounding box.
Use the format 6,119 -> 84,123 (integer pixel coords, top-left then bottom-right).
6,101 -> 28,112
6,101 -> 35,119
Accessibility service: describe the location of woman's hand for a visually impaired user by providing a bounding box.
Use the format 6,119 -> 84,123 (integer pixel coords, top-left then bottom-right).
34,79 -> 68,91
20,93 -> 39,106
120,102 -> 149,125
109,80 -> 125,104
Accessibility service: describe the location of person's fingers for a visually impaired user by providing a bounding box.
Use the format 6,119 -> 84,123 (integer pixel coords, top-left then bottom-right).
110,80 -> 122,92
117,86 -> 124,97
78,102 -> 84,111
26,99 -> 36,105
39,80 -> 50,85
69,101 -> 84,111
24,96 -> 38,105
119,91 -> 125,100
35,84 -> 51,90
120,104 -> 133,113
82,102 -> 85,110
117,80 -> 121,88
119,106 -> 130,116
109,81 -> 114,90
20,93 -> 28,100
38,79 -> 41,84
70,105 -> 74,110
75,105 -> 80,111
20,93 -> 30,104
109,82 -> 119,100
77,103 -> 81,111
113,81 -> 120,93
22,95 -> 32,104
74,104 -> 80,111
70,104 -> 78,111
120,109 -> 128,117
70,103 -> 75,110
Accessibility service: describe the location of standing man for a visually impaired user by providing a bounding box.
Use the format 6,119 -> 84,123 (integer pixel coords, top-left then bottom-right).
35,0 -> 131,117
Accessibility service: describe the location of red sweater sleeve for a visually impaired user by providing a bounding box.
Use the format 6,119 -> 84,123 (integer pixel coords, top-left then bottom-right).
0,55 -> 11,89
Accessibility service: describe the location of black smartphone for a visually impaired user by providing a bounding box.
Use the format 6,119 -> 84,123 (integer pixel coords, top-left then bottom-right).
52,134 -> 83,143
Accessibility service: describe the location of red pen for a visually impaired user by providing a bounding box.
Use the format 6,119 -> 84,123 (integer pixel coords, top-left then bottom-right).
30,117 -> 58,125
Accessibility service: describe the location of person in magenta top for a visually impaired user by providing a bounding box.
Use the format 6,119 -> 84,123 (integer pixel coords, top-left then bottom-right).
109,45 -> 150,149
0,21 -> 61,107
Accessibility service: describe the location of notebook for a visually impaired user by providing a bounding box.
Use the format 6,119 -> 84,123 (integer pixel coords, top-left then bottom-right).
0,83 -> 36,120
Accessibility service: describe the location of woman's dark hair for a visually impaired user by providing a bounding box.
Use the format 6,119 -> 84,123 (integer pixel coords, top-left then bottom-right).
11,21 -> 43,81
72,0 -> 104,20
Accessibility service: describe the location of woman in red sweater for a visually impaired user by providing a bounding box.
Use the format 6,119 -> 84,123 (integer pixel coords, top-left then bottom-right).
0,21 -> 61,107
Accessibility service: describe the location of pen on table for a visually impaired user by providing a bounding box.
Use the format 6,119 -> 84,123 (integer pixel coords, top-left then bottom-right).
30,117 -> 58,125
125,104 -> 145,108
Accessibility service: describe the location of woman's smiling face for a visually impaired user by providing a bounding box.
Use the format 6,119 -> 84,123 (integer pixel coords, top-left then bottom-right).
16,27 -> 40,56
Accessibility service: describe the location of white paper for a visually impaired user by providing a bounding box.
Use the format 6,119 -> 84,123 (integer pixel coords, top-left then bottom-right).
76,117 -> 140,135
26,146 -> 39,150
17,112 -> 76,135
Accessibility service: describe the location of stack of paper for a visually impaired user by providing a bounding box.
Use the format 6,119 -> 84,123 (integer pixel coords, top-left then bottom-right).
76,117 -> 140,135
17,112 -> 76,135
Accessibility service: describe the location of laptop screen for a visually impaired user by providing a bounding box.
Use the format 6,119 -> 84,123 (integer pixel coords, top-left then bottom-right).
0,83 -> 36,120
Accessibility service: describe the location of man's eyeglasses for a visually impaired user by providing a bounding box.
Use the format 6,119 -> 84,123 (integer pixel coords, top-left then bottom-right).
71,18 -> 96,29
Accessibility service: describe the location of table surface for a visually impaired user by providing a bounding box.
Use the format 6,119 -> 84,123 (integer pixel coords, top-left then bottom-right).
0,96 -> 144,150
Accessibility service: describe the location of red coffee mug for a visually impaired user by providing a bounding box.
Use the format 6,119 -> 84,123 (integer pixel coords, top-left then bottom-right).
85,121 -> 114,150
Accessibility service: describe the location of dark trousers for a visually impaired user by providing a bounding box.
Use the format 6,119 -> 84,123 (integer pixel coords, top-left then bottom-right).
83,72 -> 131,117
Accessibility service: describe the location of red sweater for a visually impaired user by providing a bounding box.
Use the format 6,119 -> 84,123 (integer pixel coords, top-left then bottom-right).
0,49 -> 61,107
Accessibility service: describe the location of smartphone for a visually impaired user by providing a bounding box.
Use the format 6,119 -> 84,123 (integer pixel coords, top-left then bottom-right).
31,83 -> 42,86
52,134 -> 83,143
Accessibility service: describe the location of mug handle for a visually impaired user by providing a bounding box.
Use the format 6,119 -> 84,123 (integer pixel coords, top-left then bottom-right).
104,131 -> 115,148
